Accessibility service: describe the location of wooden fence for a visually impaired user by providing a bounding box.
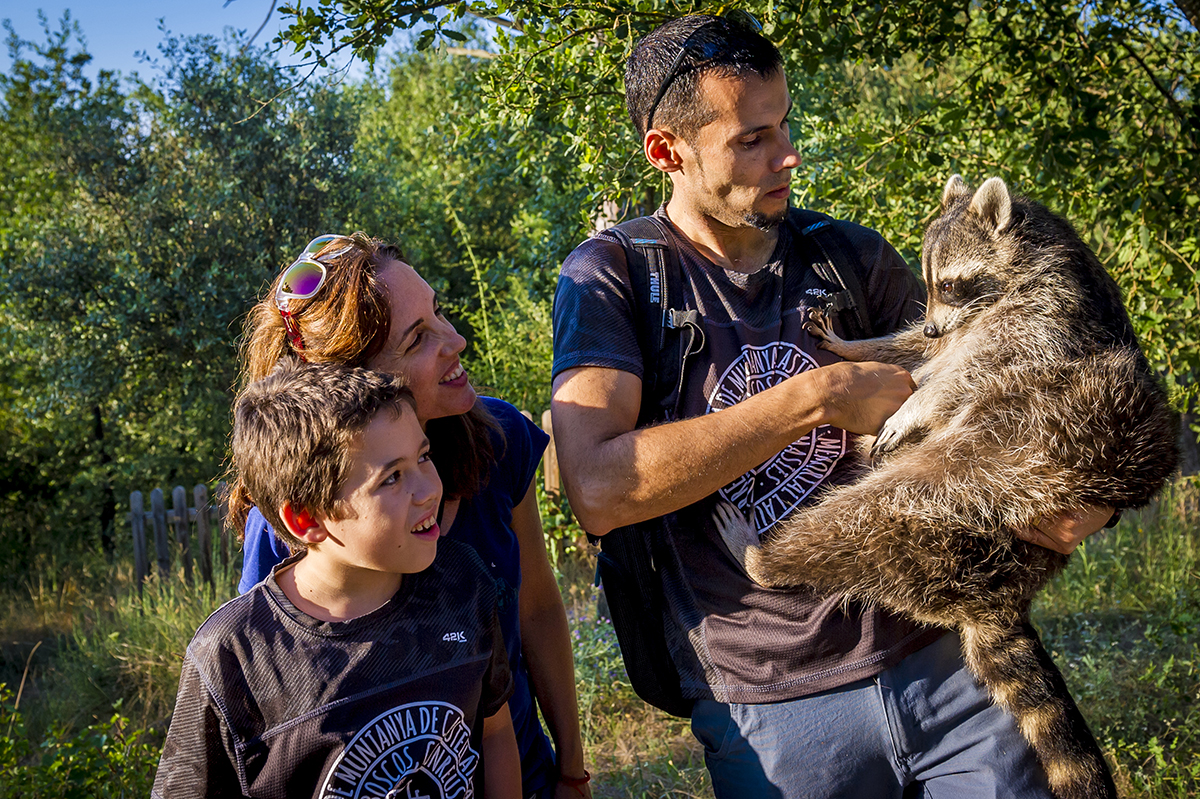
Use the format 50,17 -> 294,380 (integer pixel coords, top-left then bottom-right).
535,410 -> 561,497
127,483 -> 230,595
125,410 -> 564,591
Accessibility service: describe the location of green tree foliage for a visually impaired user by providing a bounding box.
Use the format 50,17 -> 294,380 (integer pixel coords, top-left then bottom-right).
0,19 -> 367,566
278,0 -> 1200,407
336,36 -> 580,410
0,17 -> 578,565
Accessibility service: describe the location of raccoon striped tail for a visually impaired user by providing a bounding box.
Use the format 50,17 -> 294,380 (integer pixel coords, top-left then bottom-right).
960,622 -> 1117,799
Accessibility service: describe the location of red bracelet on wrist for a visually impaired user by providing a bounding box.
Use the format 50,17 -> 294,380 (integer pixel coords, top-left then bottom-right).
559,769 -> 591,788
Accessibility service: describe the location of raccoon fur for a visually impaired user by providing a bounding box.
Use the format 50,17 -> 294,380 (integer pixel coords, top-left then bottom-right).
716,175 -> 1178,799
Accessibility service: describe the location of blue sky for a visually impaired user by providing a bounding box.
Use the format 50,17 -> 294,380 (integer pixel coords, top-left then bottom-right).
2,1 -> 366,81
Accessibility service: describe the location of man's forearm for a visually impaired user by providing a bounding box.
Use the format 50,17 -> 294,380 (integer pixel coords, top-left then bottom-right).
552,361 -> 913,535
563,395 -> 817,533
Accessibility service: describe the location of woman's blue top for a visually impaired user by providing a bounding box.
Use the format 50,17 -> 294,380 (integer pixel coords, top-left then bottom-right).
238,397 -> 556,794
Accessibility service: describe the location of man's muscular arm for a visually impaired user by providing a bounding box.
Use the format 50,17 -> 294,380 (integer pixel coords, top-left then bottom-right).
551,361 -> 916,536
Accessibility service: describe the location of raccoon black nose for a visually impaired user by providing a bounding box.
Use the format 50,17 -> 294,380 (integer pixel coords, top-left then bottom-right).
924,324 -> 941,338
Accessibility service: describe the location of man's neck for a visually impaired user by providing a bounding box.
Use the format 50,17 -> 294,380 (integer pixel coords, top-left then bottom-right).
665,197 -> 781,273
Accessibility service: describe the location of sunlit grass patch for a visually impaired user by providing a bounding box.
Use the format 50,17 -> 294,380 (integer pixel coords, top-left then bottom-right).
1,557 -> 238,740
1,480 -> 1197,797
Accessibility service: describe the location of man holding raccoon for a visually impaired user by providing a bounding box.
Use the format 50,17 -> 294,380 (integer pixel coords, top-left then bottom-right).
551,14 -> 1115,799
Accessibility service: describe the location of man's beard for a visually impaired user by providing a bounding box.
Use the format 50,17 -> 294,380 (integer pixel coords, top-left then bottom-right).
744,206 -> 788,231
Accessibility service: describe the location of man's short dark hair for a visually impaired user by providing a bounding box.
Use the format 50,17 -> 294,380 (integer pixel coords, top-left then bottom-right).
625,14 -> 784,141
231,362 -> 416,550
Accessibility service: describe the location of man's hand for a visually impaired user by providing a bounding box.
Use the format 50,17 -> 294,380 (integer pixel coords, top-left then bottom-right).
813,361 -> 917,436
1018,505 -> 1116,554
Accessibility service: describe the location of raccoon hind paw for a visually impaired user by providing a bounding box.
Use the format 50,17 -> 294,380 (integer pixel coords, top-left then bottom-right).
713,501 -> 772,585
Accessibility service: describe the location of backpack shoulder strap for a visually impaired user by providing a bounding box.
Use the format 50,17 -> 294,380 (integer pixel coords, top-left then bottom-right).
789,209 -> 873,339
608,215 -> 704,426
590,216 -> 701,719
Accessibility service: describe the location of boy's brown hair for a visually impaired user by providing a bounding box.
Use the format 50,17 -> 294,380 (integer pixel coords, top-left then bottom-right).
231,361 -> 416,551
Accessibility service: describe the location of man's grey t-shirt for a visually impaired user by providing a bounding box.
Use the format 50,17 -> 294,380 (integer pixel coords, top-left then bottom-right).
553,207 -> 943,703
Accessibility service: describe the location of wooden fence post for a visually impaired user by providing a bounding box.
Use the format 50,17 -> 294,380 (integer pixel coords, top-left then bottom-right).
130,491 -> 148,596
128,482 -> 237,590
541,409 -> 560,496
172,486 -> 193,585
194,484 -> 213,586
215,480 -> 229,572
151,488 -> 169,581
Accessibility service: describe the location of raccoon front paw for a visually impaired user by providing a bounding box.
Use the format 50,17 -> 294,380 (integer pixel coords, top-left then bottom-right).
870,426 -> 904,461
804,307 -> 845,351
713,502 -> 769,585
871,401 -> 923,460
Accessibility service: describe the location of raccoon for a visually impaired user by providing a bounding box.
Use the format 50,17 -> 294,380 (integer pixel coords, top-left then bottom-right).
716,175 -> 1178,799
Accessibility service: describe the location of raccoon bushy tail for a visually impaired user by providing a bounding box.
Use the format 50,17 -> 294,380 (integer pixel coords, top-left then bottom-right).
960,622 -> 1117,799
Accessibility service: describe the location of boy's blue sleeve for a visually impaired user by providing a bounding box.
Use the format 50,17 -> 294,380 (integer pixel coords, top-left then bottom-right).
238,507 -> 289,594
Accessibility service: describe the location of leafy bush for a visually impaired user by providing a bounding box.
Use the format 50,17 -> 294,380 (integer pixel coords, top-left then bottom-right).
0,686 -> 159,798
459,271 -> 554,416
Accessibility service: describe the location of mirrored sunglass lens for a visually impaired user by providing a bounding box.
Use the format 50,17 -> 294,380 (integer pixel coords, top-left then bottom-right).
281,262 -> 324,296
726,9 -> 762,31
302,233 -> 340,255
304,234 -> 340,255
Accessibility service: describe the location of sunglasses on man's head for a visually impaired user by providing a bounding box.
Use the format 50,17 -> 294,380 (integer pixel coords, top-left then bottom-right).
645,10 -> 763,132
275,234 -> 354,358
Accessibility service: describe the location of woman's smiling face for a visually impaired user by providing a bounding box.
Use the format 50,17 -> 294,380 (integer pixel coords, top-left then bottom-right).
367,259 -> 477,423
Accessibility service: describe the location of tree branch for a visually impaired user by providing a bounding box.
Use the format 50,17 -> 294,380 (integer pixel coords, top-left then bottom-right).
447,46 -> 497,59
239,0 -> 277,55
1119,40 -> 1190,131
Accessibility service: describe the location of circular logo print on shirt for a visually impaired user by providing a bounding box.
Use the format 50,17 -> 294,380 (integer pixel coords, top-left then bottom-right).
320,701 -> 478,799
709,343 -> 848,535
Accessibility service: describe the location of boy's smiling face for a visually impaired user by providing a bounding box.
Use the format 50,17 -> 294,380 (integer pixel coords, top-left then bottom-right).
314,403 -> 444,579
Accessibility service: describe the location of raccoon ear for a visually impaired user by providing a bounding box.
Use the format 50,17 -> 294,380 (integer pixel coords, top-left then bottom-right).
941,175 -> 970,209
968,176 -> 1012,235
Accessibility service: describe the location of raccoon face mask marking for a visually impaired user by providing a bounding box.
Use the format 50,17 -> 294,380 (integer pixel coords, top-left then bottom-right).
922,178 -> 1016,338
924,268 -> 1007,337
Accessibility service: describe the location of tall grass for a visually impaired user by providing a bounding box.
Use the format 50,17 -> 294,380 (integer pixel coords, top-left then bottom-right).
0,556 -> 237,797
0,561 -> 238,740
556,555 -> 711,798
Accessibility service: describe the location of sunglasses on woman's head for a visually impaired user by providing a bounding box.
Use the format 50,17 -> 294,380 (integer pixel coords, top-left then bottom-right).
645,10 -> 764,132
276,234 -> 354,358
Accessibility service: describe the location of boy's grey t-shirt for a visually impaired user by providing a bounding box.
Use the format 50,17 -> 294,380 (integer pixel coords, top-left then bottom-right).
152,539 -> 512,799
553,208 -> 943,703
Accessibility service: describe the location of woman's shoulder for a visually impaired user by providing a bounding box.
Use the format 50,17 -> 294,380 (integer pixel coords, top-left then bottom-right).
477,396 -> 548,496
479,396 -> 525,426
479,397 -> 548,449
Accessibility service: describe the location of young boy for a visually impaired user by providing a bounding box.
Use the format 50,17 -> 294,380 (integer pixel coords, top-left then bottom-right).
152,362 -> 521,799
